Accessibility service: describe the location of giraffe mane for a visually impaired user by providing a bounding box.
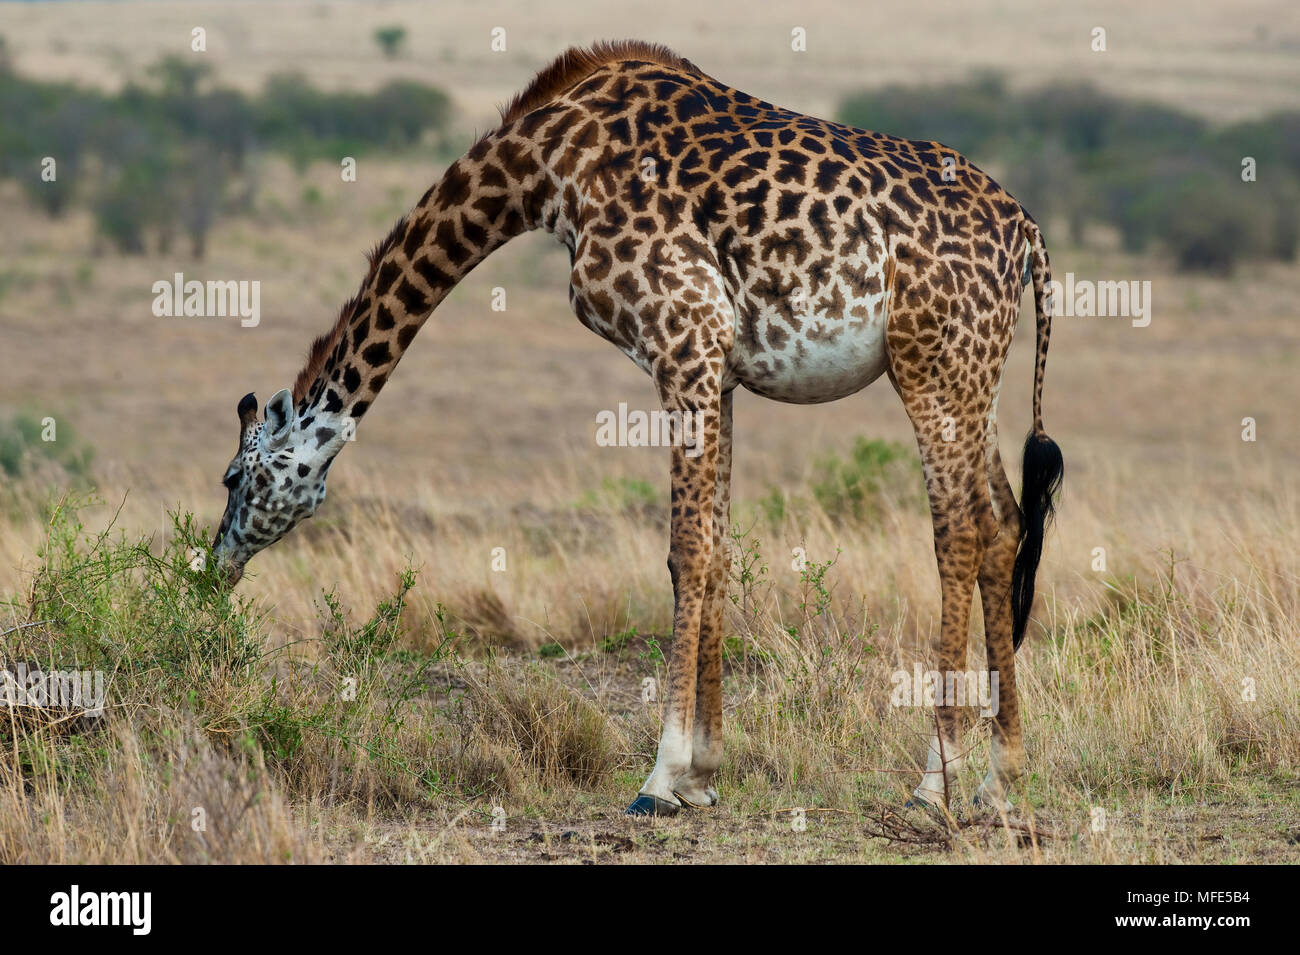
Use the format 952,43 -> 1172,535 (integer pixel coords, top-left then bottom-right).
497,40 -> 695,126
292,216 -> 408,405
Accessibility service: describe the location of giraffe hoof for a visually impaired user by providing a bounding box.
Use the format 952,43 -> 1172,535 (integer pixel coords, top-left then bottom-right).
625,794 -> 681,817
903,799 -> 942,813
903,794 -> 951,820
972,788 -> 1014,813
905,789 -> 945,811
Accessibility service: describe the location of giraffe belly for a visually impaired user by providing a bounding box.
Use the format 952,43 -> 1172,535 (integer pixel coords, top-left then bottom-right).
728,304 -> 890,404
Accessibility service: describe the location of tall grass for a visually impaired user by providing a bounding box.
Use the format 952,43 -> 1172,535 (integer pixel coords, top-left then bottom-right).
1,450 -> 1297,862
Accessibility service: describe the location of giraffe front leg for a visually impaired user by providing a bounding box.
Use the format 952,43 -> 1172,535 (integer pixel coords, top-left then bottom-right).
626,375 -> 722,816
626,474 -> 714,816
671,389 -> 733,809
671,558 -> 724,808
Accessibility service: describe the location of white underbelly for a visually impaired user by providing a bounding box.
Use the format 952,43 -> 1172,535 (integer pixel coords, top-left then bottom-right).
727,298 -> 890,404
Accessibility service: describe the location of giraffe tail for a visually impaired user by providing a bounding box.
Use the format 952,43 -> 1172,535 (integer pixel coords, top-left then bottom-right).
1011,217 -> 1064,650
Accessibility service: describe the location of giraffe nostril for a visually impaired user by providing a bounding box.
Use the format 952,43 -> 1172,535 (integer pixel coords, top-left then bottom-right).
211,550 -> 245,588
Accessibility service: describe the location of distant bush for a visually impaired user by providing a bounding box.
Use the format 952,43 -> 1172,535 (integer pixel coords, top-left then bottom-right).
839,76 -> 1299,273
0,413 -> 93,481
374,26 -> 408,60
839,70 -> 1010,158
760,438 -> 924,526
258,74 -> 451,165
811,438 -> 922,522
0,55 -> 454,256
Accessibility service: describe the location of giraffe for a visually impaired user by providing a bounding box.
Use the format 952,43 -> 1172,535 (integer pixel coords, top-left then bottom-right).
211,41 -> 1064,816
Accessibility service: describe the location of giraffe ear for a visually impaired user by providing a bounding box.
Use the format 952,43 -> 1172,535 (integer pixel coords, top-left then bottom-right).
237,392 -> 258,424
261,388 -> 295,451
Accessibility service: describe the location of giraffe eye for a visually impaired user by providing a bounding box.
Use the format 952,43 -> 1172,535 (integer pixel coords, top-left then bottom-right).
223,470 -> 241,490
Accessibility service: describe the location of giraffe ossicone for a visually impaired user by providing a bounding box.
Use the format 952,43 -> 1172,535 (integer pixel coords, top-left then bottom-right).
211,40 -> 1064,815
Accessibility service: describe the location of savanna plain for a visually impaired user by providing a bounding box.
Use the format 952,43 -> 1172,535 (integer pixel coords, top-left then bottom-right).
1,0 -> 1298,863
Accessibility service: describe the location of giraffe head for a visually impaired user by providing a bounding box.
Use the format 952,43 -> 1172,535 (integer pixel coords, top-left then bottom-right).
211,389 -> 350,585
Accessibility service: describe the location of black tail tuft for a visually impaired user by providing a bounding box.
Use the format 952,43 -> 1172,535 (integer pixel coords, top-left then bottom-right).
1011,431 -> 1064,650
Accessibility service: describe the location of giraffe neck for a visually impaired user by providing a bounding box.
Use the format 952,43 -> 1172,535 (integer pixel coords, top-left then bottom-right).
294,132 -> 550,423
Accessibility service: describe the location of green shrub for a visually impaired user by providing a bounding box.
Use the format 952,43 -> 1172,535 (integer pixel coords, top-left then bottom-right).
0,412 -> 93,480
811,437 -> 922,522
578,476 -> 659,512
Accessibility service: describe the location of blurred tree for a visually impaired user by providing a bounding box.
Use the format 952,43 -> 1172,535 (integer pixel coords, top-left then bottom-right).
370,80 -> 452,147
90,115 -> 175,254
1268,185 -> 1299,261
19,92 -> 101,217
257,71 -> 452,162
0,58 -> 455,257
146,55 -> 212,97
178,146 -> 227,258
839,72 -> 1006,155
838,74 -> 1293,274
1010,137 -> 1089,243
374,26 -> 408,60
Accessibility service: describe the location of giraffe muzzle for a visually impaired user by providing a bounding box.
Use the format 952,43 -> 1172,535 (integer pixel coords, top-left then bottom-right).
210,534 -> 246,588
216,559 -> 246,588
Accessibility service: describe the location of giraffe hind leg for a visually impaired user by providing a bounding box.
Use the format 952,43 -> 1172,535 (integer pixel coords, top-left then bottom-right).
974,441 -> 1026,811
886,299 -> 1004,811
906,411 -> 994,810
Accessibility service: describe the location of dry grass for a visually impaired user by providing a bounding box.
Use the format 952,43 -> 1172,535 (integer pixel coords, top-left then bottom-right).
1,718 -> 320,864
1,443 -> 1296,863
